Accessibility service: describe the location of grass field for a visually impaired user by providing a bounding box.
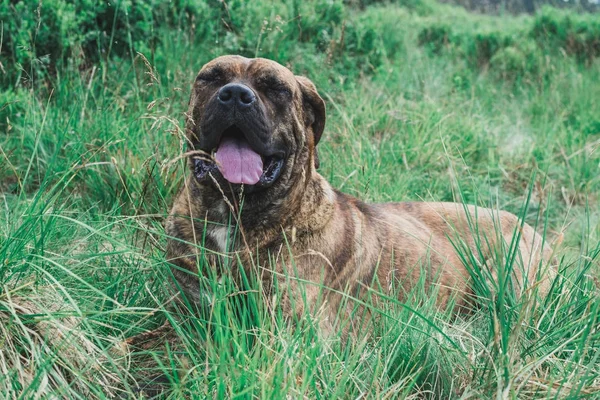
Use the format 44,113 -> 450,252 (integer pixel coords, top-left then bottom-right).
1,0 -> 600,398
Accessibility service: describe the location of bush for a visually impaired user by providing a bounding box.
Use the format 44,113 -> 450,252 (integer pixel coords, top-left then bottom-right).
0,0 -> 210,88
1,1 -> 78,86
489,42 -> 541,82
418,24 -> 518,68
418,7 -> 600,83
417,25 -> 453,54
0,89 -> 27,134
344,0 -> 432,14
417,22 -> 554,86
531,6 -> 600,63
0,0 -> 394,89
295,0 -> 346,50
462,31 -> 515,67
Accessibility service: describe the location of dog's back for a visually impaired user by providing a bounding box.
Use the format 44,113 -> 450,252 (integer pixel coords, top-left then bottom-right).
366,201 -> 555,304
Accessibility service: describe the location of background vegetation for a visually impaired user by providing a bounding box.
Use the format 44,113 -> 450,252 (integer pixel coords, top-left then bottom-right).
1,0 -> 599,398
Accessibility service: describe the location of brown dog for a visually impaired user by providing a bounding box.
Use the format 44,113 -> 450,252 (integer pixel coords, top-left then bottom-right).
165,55 -> 554,333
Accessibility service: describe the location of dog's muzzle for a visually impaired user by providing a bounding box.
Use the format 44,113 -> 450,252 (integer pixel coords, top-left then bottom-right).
193,83 -> 286,189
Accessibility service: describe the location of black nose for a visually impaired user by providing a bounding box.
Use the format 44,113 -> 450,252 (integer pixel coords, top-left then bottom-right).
218,83 -> 256,108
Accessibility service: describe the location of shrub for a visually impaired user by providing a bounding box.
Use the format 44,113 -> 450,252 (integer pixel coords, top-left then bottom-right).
417,22 -> 553,85
531,6 -> 600,63
296,0 -> 346,50
1,1 -> 79,86
341,7 -> 410,71
417,25 -> 453,54
344,0 -> 432,14
418,21 -> 515,63
418,24 -> 518,68
489,44 -> 540,82
0,89 -> 27,133
461,31 -> 515,67
0,0 -> 393,89
356,6 -> 409,63
0,0 -> 210,88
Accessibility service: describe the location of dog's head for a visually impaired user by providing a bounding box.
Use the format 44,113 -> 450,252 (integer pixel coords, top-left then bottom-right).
186,55 -> 325,198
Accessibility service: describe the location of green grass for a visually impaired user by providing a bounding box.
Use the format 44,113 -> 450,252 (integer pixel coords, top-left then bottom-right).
1,1 -> 600,398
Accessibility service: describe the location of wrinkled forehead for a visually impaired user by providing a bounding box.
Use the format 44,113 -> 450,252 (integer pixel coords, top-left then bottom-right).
198,55 -> 296,82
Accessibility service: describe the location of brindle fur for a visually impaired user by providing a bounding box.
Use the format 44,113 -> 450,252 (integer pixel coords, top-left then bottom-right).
166,55 -> 554,334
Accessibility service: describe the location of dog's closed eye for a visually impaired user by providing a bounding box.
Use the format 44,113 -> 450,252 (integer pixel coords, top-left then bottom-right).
257,76 -> 291,95
196,67 -> 226,83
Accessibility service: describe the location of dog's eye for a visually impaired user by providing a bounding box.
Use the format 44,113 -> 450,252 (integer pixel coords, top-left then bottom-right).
270,85 -> 291,95
196,68 -> 225,83
259,77 -> 290,95
269,80 -> 289,93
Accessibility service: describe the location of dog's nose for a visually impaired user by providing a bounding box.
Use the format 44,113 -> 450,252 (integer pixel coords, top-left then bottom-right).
218,83 -> 256,108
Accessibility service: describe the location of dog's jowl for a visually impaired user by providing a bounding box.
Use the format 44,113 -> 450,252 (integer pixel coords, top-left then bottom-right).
165,55 -> 554,334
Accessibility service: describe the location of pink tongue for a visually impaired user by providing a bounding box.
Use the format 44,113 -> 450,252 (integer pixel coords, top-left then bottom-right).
214,137 -> 263,185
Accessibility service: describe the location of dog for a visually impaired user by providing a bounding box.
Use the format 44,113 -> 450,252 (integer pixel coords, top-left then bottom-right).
165,55 -> 554,334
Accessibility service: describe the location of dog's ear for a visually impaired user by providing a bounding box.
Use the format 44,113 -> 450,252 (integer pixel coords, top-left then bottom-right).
296,75 -> 326,144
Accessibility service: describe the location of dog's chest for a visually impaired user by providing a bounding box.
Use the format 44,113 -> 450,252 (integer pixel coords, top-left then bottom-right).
207,225 -> 230,253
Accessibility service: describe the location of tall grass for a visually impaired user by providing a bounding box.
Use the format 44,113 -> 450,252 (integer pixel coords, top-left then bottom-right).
1,0 -> 599,398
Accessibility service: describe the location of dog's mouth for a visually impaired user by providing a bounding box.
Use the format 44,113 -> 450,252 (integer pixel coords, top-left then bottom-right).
193,126 -> 284,188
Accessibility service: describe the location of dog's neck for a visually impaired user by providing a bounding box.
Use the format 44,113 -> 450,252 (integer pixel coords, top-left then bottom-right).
281,171 -> 336,236
192,170 -> 335,251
